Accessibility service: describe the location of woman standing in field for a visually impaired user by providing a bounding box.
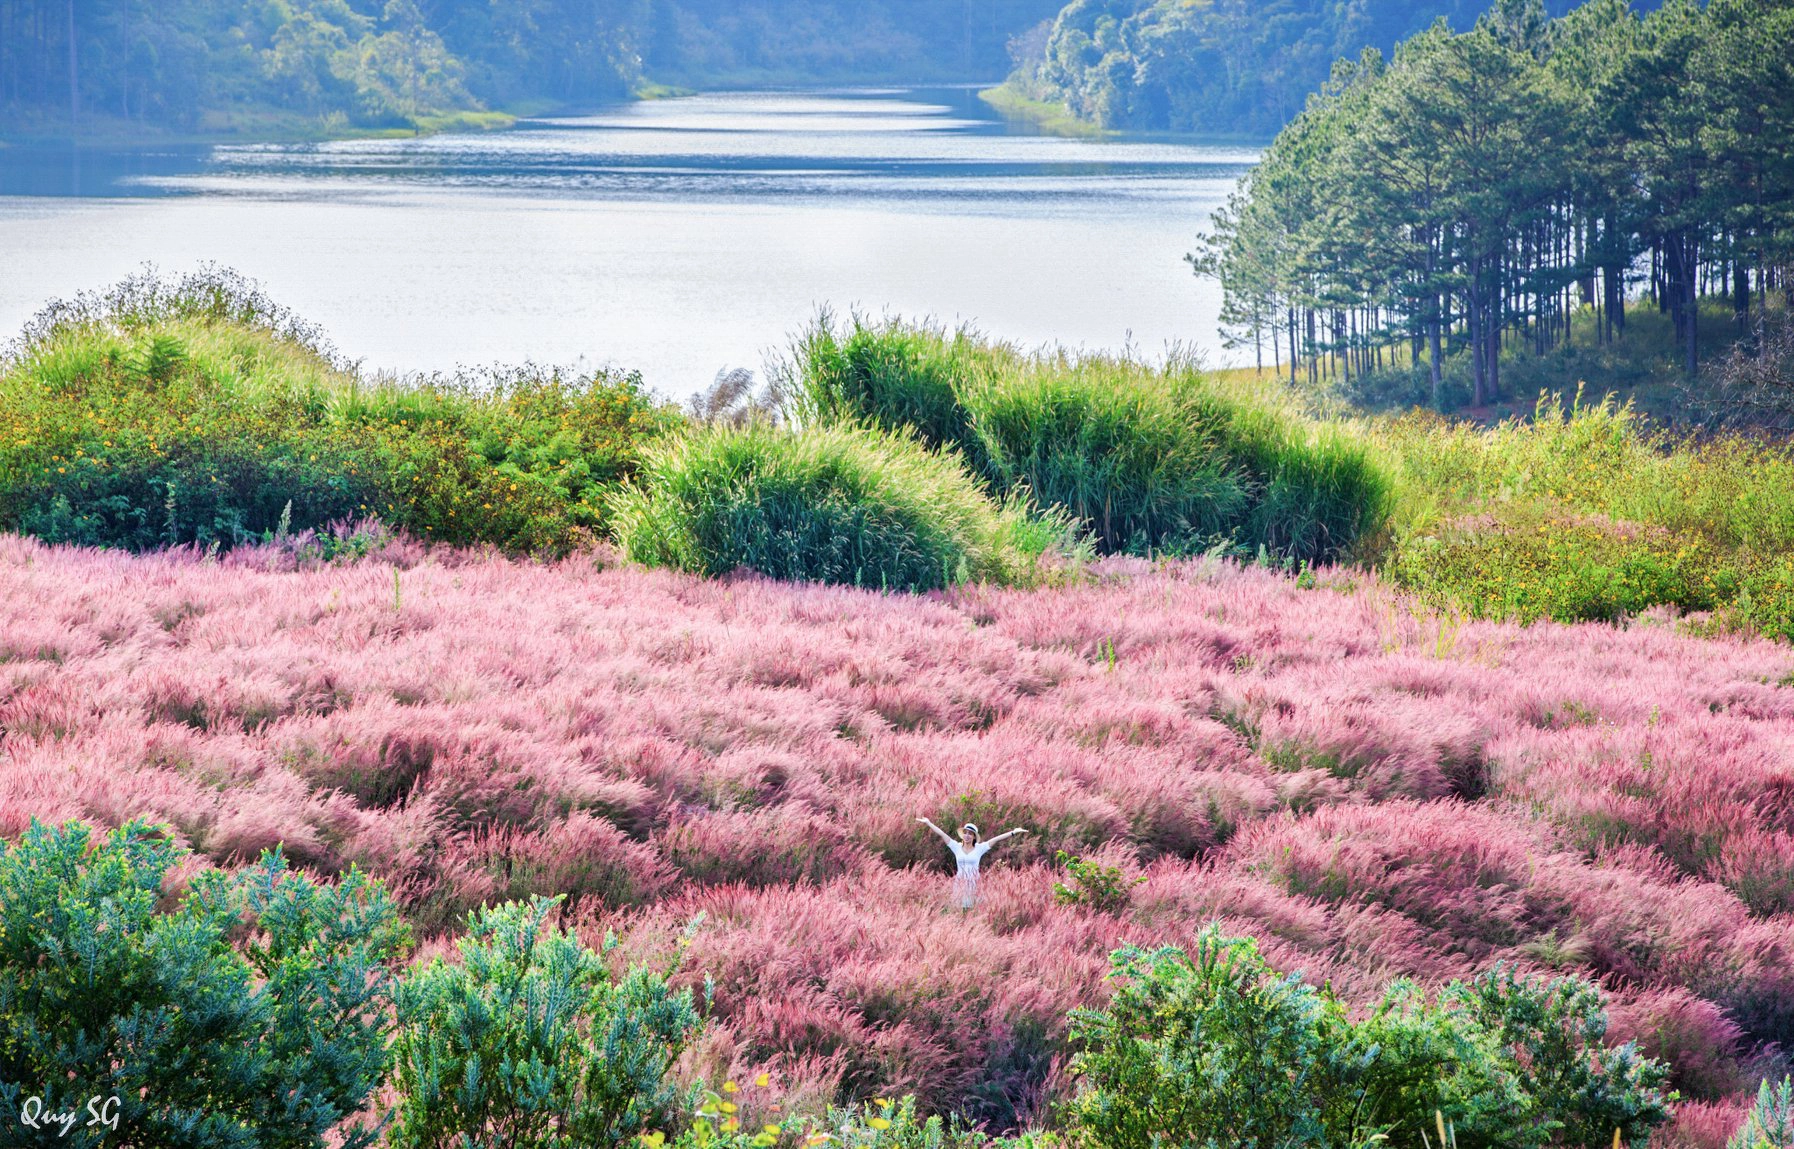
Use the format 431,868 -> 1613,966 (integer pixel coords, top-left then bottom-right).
918,817 -> 1027,910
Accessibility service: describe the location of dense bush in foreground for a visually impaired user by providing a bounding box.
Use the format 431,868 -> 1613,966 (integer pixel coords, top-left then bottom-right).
0,819 -> 407,1149
786,316 -> 1392,563
0,270 -> 674,555
1070,928 -> 1671,1149
610,422 -> 1077,591
391,898 -> 701,1149
4,539 -> 1791,1142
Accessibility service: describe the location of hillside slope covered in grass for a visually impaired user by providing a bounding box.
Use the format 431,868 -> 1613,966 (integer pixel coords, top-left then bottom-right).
3,537 -> 1791,1142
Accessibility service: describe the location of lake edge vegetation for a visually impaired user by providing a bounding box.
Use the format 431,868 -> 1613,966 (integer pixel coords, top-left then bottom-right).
6,269 -> 1794,641
1189,0 -> 1794,419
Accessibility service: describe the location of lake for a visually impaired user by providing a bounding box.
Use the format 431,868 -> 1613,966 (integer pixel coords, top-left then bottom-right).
0,88 -> 1258,398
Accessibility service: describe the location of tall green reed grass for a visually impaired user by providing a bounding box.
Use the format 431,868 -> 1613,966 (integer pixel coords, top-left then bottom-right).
781,314 -> 1392,563
609,421 -> 1081,591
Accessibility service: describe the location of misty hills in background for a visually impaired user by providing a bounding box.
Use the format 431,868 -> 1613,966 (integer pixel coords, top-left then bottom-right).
0,0 -> 1065,136
1005,0 -> 1667,137
1,0 -> 1666,139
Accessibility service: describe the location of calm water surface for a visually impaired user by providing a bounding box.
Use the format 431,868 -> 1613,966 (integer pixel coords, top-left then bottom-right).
0,89 -> 1258,396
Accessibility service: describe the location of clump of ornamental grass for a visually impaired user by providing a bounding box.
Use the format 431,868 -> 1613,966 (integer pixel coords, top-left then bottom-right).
780,313 -> 1391,563
608,421 -> 1081,591
782,311 -> 999,476
960,355 -> 1249,555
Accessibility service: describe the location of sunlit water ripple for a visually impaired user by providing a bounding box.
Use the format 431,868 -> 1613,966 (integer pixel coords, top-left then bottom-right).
0,89 -> 1260,394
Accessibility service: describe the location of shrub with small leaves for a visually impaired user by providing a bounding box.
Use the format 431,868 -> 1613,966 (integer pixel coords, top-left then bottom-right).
0,818 -> 408,1149
1066,930 -> 1347,1149
1443,965 -> 1674,1149
1050,851 -> 1144,913
389,896 -> 703,1149
1066,928 -> 1672,1149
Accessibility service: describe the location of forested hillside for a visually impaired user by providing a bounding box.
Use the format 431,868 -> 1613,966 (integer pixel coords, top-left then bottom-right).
1006,0 -> 1661,135
0,0 -> 1064,135
1195,0 -> 1794,413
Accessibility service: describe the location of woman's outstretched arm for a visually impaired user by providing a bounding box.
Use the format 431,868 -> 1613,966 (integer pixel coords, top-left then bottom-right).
917,817 -> 957,845
984,828 -> 1029,845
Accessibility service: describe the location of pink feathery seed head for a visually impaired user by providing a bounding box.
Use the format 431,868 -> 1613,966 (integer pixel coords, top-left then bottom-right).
1606,985 -> 1747,1101
1652,1099 -> 1753,1149
8,537 -> 1794,1079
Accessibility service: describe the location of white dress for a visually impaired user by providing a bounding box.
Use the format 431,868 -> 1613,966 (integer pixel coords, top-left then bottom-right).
948,839 -> 993,909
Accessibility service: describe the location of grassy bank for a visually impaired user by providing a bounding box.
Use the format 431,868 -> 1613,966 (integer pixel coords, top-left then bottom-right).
5,272 -> 1794,641
1,105 -> 521,146
977,83 -> 1108,139
0,270 -> 674,554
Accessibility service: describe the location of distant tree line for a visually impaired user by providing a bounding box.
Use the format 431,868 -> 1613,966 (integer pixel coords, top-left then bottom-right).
0,0 -> 1064,133
1005,0 -> 1653,137
1193,0 -> 1794,409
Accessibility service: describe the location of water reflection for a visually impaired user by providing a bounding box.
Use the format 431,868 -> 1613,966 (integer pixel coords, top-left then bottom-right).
0,88 -> 1258,391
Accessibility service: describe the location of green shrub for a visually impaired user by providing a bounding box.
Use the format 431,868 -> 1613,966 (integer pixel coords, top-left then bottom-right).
1442,966 -> 1674,1149
963,361 -> 1247,555
389,897 -> 703,1149
1216,402 -> 1393,565
1067,931 -> 1354,1149
0,818 -> 408,1149
1051,851 -> 1144,913
1376,394 -> 1794,637
1389,505 -> 1727,625
0,272 -> 675,555
1729,1076 -> 1794,1149
1066,928 -> 1671,1149
784,317 -> 1390,563
609,422 -> 1077,591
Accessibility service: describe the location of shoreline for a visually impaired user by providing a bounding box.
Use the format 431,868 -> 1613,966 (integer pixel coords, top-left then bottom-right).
977,81 -> 1274,147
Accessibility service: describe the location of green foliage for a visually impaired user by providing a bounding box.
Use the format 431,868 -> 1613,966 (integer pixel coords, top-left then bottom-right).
1442,965 -> 1674,1149
1729,1076 -> 1794,1149
1013,0 -> 1520,135
1193,0 -> 1791,415
1050,851 -> 1143,912
0,818 -> 408,1149
787,315 -> 996,478
648,1092 -> 992,1149
390,897 -> 703,1149
1065,926 -> 1672,1149
1377,395 -> 1794,639
808,1096 -> 991,1149
785,316 -> 1391,563
609,421 -> 1077,591
964,359 -> 1248,556
0,270 -> 674,555
1066,931 -> 1356,1149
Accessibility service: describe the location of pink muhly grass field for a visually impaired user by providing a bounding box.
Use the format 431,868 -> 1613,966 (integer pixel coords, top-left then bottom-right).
4,535 -> 1794,1125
